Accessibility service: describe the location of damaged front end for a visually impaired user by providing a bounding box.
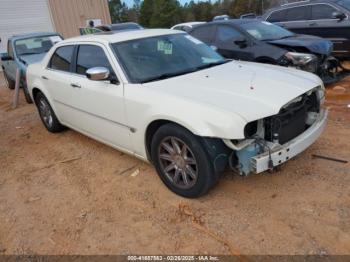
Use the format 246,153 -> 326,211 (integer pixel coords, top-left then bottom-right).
223,87 -> 328,176
279,52 -> 341,84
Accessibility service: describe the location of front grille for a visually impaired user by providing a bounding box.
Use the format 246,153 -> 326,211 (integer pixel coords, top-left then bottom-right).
264,91 -> 319,144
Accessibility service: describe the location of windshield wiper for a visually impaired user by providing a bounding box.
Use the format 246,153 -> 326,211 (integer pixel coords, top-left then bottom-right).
141,68 -> 197,83
19,52 -> 40,56
263,35 -> 294,41
140,60 -> 229,84
194,60 -> 229,71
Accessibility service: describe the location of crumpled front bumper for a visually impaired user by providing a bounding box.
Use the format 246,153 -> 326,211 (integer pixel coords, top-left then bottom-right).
251,108 -> 328,173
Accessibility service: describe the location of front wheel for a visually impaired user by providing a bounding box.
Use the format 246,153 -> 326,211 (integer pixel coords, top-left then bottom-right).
34,92 -> 65,133
151,123 -> 217,198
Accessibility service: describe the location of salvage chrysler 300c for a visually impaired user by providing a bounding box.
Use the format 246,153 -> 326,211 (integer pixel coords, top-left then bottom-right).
27,29 -> 327,198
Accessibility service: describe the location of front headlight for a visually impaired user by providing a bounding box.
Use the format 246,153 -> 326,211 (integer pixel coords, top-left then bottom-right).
285,52 -> 316,66
285,52 -> 318,73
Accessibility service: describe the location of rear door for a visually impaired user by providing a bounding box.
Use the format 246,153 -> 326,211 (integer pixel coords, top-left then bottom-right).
274,6 -> 312,34
213,25 -> 254,61
309,3 -> 350,55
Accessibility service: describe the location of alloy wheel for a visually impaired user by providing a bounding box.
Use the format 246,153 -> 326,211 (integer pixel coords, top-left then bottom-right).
158,137 -> 198,189
38,98 -> 53,128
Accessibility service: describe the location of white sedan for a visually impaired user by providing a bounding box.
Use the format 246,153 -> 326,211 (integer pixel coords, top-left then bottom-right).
27,29 -> 327,198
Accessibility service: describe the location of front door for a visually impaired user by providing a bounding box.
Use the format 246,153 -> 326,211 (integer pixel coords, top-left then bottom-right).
214,25 -> 254,61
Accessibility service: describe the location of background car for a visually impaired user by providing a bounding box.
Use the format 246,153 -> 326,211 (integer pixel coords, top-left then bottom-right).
1,32 -> 63,103
213,15 -> 230,21
95,22 -> 143,32
27,29 -> 327,198
262,0 -> 350,59
171,22 -> 206,32
189,19 -> 339,83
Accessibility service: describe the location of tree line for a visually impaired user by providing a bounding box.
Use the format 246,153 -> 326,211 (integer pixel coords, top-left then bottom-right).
109,0 -> 284,28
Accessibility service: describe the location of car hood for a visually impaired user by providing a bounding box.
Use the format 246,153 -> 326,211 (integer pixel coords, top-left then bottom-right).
143,61 -> 321,121
267,34 -> 333,56
19,53 -> 47,66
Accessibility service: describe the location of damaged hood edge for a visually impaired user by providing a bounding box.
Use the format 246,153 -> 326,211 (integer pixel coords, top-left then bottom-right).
267,34 -> 333,56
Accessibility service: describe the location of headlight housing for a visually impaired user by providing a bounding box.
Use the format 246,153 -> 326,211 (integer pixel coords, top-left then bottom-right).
284,52 -> 318,73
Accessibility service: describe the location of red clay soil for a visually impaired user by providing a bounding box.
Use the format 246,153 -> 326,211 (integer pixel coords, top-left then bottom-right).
0,73 -> 349,255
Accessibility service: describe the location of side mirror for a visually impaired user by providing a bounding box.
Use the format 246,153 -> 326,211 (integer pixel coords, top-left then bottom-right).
234,36 -> 248,48
1,55 -> 13,61
86,67 -> 110,81
332,11 -> 346,21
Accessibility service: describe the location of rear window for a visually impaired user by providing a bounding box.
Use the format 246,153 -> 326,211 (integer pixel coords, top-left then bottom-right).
268,6 -> 311,22
49,45 -> 74,72
285,6 -> 311,21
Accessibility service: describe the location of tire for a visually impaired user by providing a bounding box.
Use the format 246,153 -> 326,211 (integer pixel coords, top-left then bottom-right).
22,82 -> 33,104
34,92 -> 65,133
3,71 -> 15,89
151,123 -> 217,198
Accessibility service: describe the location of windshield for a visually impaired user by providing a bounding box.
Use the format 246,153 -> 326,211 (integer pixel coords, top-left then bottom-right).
15,35 -> 62,56
337,0 -> 350,10
240,21 -> 294,41
111,33 -> 226,83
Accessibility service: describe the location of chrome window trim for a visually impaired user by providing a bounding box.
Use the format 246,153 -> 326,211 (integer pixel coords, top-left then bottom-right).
266,3 -> 348,23
46,43 -> 121,85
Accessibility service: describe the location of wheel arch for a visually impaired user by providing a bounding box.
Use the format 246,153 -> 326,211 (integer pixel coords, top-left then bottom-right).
32,87 -> 42,101
145,119 -> 186,162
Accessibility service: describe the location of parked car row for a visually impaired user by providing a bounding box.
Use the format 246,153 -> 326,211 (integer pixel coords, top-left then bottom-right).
262,0 -> 350,59
188,19 -> 340,84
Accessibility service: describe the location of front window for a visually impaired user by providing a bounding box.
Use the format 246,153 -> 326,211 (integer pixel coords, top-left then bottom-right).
311,4 -> 337,19
76,45 -> 114,75
241,21 -> 294,41
111,33 -> 226,83
15,35 -> 62,56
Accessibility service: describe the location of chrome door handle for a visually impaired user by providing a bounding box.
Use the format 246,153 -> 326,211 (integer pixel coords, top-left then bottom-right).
71,83 -> 81,88
41,76 -> 49,80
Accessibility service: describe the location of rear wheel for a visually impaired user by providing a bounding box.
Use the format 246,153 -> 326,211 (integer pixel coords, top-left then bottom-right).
3,71 -> 15,89
151,123 -> 217,198
34,92 -> 65,133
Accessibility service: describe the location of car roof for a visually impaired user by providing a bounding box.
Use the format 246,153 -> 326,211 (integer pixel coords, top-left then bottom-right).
265,0 -> 341,13
10,32 -> 60,41
62,29 -> 182,45
193,19 -> 260,28
172,22 -> 205,27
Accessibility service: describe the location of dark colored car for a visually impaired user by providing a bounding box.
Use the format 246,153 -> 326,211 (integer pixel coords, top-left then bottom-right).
189,19 -> 339,83
262,0 -> 350,59
95,22 -> 143,32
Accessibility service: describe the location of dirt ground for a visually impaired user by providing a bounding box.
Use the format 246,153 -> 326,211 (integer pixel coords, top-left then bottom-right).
0,72 -> 349,256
